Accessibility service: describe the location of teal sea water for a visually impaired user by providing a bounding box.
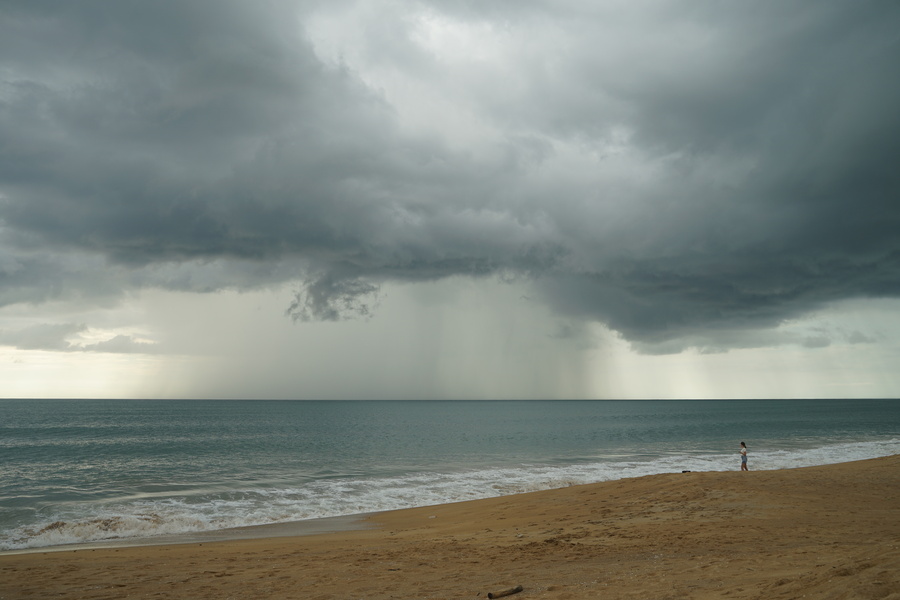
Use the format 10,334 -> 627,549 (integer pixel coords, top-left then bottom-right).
1,399 -> 897,551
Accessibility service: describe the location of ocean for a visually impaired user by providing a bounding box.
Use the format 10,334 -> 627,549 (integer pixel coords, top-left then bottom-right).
1,398 -> 897,552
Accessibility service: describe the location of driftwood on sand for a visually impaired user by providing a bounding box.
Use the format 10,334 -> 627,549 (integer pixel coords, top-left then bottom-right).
487,585 -> 524,599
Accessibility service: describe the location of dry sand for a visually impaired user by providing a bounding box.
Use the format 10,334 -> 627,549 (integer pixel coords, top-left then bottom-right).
2,455 -> 898,600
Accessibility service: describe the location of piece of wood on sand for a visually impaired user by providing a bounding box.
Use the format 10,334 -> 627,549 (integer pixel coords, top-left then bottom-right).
488,585 -> 524,599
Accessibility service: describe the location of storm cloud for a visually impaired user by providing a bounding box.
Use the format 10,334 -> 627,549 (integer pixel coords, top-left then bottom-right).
2,0 -> 899,354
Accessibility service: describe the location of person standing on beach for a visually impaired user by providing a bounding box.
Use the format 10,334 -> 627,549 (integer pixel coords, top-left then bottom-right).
740,442 -> 749,471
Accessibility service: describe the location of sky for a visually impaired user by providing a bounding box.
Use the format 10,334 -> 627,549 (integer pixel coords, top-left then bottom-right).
1,0 -> 899,400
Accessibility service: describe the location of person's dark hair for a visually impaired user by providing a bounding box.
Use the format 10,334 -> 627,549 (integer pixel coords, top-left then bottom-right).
740,441 -> 747,447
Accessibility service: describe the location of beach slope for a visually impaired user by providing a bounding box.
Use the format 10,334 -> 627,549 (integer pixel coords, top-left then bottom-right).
2,455 -> 898,599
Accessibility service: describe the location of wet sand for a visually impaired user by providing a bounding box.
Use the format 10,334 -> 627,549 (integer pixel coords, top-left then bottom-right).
2,455 -> 898,599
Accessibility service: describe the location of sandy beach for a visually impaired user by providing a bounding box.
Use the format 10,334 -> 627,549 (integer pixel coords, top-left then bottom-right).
2,455 -> 898,600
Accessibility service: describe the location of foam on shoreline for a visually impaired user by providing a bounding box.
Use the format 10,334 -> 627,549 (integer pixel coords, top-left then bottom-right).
0,514 -> 372,556
3,438 -> 896,552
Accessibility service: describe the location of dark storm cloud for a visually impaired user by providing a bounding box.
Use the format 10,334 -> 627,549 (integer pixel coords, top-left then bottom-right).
1,0 -> 899,351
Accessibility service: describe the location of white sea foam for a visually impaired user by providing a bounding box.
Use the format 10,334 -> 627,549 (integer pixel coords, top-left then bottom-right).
2,438 -> 895,551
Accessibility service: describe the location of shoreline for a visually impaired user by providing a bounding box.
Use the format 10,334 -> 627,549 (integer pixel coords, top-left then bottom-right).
1,455 -> 897,599
2,450 -> 897,555
0,513 -> 375,557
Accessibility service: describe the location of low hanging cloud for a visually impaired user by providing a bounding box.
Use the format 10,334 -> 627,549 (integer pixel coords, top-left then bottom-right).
0,323 -> 156,354
1,0 -> 898,353
0,323 -> 86,352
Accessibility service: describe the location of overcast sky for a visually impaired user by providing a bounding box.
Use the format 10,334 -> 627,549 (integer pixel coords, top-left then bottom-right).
2,0 -> 899,399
